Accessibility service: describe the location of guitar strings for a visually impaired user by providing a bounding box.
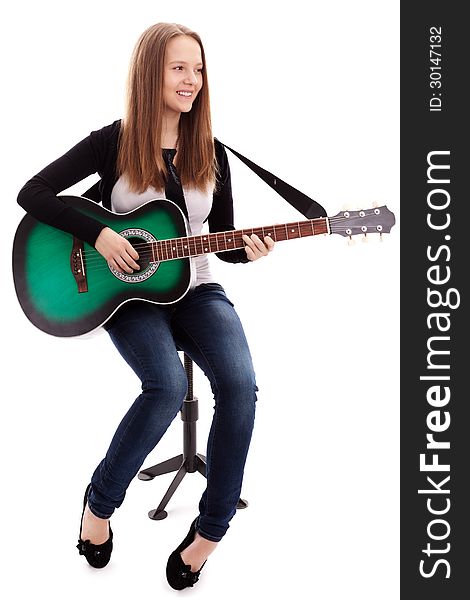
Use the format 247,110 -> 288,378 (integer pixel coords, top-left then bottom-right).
77,222 -> 377,261
70,226 -> 383,276
76,212 -> 386,263
74,209 -> 388,266
77,215 -> 374,261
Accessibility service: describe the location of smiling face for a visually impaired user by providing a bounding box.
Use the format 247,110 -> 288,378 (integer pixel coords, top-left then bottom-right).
162,35 -> 204,119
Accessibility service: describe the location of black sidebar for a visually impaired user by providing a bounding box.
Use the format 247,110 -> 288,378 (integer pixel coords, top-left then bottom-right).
401,2 -> 468,599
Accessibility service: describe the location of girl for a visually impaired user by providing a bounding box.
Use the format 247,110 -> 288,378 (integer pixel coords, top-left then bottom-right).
17,22 -> 274,590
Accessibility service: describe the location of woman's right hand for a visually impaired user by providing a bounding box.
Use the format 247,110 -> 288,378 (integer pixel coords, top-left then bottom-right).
95,227 -> 140,273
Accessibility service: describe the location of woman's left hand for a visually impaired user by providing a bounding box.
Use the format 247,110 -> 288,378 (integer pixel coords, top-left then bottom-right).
242,234 -> 275,261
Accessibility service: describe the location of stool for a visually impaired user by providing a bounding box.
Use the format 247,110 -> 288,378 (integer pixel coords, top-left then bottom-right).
138,353 -> 248,520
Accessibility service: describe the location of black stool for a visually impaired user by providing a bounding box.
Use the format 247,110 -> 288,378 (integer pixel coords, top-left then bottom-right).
138,353 -> 248,520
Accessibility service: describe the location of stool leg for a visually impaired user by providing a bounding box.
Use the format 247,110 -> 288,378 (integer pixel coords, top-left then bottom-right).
195,453 -> 206,476
147,461 -> 188,520
138,454 -> 184,481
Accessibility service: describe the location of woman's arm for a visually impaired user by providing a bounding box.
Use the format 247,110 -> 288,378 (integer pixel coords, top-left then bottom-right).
17,121 -> 140,273
17,123 -> 115,247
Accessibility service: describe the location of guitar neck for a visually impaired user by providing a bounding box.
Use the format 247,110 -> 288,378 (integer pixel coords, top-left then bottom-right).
150,217 -> 330,261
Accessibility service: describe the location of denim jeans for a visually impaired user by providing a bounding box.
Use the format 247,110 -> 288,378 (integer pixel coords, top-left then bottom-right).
87,283 -> 258,542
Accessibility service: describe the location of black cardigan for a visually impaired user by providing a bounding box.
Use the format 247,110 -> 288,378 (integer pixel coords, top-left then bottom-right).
17,119 -> 248,263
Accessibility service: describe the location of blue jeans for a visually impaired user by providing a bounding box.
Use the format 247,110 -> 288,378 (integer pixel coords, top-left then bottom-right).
87,283 -> 258,542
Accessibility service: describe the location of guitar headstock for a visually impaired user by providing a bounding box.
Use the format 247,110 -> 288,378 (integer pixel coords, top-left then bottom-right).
328,205 -> 396,240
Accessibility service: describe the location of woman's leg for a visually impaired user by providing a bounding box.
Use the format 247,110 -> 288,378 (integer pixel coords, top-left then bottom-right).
172,284 -> 258,545
85,301 -> 188,520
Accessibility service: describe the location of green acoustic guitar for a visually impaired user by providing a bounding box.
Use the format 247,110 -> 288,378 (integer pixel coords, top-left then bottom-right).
12,195 -> 395,337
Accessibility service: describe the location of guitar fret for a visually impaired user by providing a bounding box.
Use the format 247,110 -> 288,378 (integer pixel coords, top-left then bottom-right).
278,224 -> 287,241
188,236 -> 196,256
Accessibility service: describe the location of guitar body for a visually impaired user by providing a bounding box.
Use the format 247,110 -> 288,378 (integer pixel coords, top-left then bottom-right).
13,196 -> 192,337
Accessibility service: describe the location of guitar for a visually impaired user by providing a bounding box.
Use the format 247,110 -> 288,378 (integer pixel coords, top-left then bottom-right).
12,195 -> 395,337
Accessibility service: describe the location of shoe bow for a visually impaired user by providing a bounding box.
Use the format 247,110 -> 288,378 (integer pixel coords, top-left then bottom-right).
180,564 -> 201,586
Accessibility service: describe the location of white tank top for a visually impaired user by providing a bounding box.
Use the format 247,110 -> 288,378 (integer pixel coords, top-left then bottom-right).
110,175 -> 215,286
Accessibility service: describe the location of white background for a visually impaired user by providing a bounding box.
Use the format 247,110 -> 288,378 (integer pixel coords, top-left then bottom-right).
1,1 -> 399,598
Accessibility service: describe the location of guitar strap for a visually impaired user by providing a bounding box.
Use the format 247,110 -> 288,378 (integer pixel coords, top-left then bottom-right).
83,142 -> 326,220
217,140 -> 327,219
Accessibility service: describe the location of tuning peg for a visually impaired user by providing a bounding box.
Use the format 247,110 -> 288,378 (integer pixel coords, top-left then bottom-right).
347,237 -> 356,246
362,233 -> 368,243
372,201 -> 378,208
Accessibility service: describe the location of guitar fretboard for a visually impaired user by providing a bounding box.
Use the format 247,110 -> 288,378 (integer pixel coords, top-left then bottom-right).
149,218 -> 329,262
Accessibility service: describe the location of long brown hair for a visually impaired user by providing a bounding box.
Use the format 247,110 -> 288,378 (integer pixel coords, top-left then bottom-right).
117,23 -> 216,193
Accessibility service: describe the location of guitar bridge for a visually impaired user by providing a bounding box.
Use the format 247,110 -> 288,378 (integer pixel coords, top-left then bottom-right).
70,237 -> 88,293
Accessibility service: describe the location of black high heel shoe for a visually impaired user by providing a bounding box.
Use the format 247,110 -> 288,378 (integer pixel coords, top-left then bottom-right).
166,517 -> 207,590
76,483 -> 113,568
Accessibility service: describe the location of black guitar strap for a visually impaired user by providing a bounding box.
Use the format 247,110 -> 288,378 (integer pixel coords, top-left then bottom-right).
83,142 -> 326,219
217,140 -> 327,219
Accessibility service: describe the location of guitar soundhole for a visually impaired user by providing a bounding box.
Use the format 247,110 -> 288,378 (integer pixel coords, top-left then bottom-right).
128,236 -> 152,271
108,228 -> 160,283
